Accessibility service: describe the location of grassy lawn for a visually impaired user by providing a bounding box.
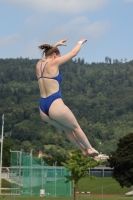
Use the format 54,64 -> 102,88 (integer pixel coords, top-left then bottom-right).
78,177 -> 131,194
1,180 -> 11,188
0,196 -> 133,200
1,178 -> 133,199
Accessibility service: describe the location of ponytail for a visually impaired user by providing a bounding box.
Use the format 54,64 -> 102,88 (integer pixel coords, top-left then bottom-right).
38,44 -> 60,57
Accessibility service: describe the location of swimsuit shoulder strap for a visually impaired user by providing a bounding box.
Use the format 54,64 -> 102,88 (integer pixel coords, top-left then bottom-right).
40,62 -> 48,77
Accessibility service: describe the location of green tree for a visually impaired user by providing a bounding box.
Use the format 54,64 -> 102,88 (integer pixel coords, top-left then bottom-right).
62,149 -> 100,200
11,126 -> 31,141
1,58 -> 133,155
108,132 -> 133,188
21,141 -> 32,152
2,139 -> 14,166
43,154 -> 68,166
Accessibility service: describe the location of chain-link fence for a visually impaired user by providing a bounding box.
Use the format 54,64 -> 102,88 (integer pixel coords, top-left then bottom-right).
10,151 -> 71,197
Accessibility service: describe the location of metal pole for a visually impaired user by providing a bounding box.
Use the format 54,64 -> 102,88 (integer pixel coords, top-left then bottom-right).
55,161 -> 57,197
18,150 -> 22,195
53,163 -> 54,196
65,167 -> 67,195
30,149 -> 33,196
42,161 -> 44,190
55,162 -> 56,197
0,114 -> 4,194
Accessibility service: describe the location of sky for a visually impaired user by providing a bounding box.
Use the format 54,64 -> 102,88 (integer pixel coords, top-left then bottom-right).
0,0 -> 133,63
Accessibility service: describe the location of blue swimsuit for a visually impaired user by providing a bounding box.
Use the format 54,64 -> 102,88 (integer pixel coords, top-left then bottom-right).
38,62 -> 62,116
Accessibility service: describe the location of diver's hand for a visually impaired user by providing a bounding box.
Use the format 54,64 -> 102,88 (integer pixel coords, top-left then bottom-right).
53,39 -> 68,47
78,38 -> 87,44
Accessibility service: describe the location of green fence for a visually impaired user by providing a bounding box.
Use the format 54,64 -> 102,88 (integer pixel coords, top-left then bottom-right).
10,151 -> 71,197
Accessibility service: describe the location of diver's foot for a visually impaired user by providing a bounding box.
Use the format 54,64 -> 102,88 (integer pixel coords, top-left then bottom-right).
81,148 -> 88,157
87,148 -> 99,157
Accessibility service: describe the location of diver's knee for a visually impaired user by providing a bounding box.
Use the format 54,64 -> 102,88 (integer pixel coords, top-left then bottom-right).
72,125 -> 81,132
64,128 -> 71,133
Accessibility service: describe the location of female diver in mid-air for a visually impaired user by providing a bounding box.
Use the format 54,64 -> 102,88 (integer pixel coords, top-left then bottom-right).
36,38 -> 99,157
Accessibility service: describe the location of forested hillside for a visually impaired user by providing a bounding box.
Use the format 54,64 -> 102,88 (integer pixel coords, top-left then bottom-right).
0,58 -> 133,156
